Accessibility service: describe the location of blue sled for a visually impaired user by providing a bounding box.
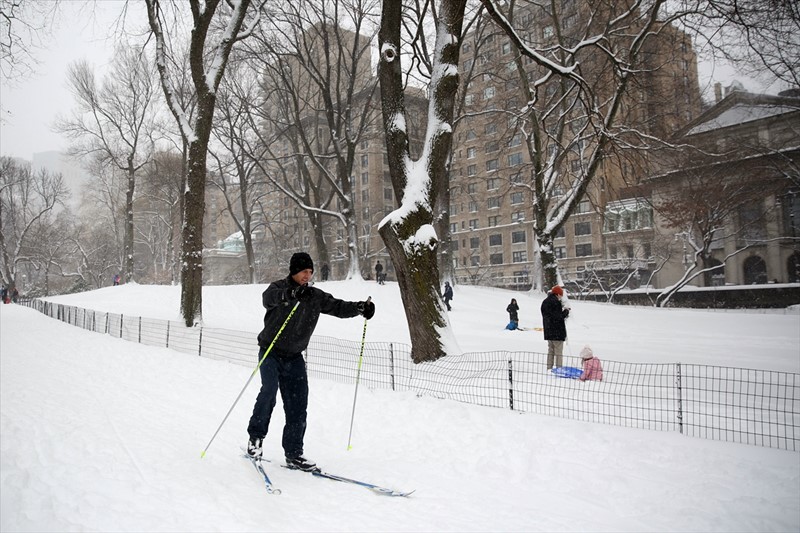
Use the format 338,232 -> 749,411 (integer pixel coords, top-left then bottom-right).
551,366 -> 583,379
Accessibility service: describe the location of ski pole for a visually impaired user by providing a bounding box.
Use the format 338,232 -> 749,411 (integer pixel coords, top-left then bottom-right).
347,297 -> 371,450
201,300 -> 300,459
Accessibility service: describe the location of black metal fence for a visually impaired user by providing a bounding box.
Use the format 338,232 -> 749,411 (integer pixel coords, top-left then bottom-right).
23,298 -> 800,452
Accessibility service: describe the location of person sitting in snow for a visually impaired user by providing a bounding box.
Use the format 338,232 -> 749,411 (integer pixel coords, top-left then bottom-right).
579,345 -> 603,381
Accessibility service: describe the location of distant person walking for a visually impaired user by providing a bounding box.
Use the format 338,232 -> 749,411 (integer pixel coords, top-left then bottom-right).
442,281 -> 453,311
375,261 -> 384,284
113,274 -> 121,286
541,285 -> 569,370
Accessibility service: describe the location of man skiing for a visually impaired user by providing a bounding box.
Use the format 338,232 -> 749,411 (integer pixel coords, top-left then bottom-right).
247,252 -> 375,471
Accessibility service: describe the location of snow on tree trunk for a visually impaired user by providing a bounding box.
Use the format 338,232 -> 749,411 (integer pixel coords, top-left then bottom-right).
377,0 -> 466,363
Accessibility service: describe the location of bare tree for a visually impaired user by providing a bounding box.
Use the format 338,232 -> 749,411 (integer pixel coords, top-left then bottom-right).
0,157 -> 68,295
56,45 -> 159,283
242,0 -> 381,279
144,0 -> 264,326
137,150 -> 184,284
0,0 -> 59,80
208,62 -> 268,284
684,0 -> 800,91
377,0 -> 468,362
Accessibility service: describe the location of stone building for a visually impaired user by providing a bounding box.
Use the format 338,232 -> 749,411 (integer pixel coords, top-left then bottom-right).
646,89 -> 800,287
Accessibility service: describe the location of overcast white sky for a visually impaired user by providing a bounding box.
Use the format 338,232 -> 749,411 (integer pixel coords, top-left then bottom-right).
0,1 -> 769,162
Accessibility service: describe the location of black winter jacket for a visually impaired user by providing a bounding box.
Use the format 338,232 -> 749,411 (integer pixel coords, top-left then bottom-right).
540,293 -> 569,341
257,276 -> 361,357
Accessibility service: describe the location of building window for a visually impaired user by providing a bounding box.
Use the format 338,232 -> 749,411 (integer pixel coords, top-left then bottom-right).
466,129 -> 477,140
485,123 -> 497,134
511,211 -> 525,222
467,182 -> 477,194
554,246 -> 567,258
574,221 -> 591,235
501,41 -> 511,54
576,200 -> 591,214
361,190 -> 369,202
486,141 -> 499,153
490,253 -> 503,265
470,237 -> 480,249
467,147 -> 477,159
489,234 -> 502,246
512,230 -> 526,243
488,196 -> 501,209
469,219 -> 479,229
575,243 -> 593,257
509,134 -> 522,147
484,86 -> 496,100
450,223 -> 458,233
467,164 -> 477,176
361,154 -> 369,166
469,201 -> 478,212
511,192 -> 524,205
507,152 -> 523,166
361,172 -> 369,184
486,159 -> 498,172
488,215 -> 499,227
384,188 -> 393,201
554,226 -> 566,239
470,256 -> 480,266
512,250 -> 527,262
487,177 -> 499,190
465,93 -> 475,105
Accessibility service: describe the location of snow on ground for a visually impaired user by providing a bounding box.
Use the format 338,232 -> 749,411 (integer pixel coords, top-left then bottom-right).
1,280 -> 799,532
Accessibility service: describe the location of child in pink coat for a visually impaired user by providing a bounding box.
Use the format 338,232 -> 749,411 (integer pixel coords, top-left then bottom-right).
579,345 -> 603,381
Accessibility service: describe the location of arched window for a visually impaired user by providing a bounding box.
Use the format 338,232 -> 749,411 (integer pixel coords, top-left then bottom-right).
743,255 -> 767,284
788,252 -> 800,283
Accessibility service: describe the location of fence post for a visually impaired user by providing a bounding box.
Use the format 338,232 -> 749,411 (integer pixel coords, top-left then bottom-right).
676,362 -> 683,435
120,314 -> 124,338
389,343 -> 395,391
198,327 -> 203,357
508,357 -> 514,410
166,321 -> 170,348
138,316 -> 142,343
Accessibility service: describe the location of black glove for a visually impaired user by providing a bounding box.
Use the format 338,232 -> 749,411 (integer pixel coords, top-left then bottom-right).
288,284 -> 312,301
357,300 -> 375,320
563,308 -> 570,319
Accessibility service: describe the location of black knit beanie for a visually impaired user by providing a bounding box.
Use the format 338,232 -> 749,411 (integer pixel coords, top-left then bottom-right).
289,252 -> 314,276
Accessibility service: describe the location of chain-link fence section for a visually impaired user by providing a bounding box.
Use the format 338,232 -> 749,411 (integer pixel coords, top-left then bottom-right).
25,299 -> 799,451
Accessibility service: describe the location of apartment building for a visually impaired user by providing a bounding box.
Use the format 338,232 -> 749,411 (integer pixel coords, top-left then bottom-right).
447,3 -> 701,289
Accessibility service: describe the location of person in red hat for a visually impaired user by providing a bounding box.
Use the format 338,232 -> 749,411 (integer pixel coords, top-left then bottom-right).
540,285 -> 570,369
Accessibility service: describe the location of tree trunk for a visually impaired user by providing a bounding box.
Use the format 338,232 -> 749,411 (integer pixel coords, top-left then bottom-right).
180,126 -> 211,326
377,0 -> 466,363
124,164 -> 136,283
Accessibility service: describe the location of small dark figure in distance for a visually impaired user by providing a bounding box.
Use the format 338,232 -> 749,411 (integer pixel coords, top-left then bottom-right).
321,263 -> 329,281
442,281 -> 453,311
375,261 -> 384,284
